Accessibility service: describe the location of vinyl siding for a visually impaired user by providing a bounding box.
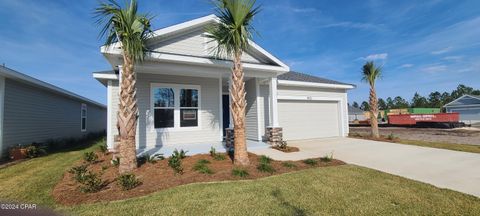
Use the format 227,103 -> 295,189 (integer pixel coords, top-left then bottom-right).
245,79 -> 259,141
258,84 -> 270,140
150,27 -> 263,64
1,78 -> 106,157
136,73 -> 221,149
107,80 -> 119,149
446,106 -> 480,124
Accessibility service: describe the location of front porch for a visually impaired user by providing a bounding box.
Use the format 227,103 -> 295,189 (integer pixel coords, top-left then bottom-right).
136,140 -> 270,157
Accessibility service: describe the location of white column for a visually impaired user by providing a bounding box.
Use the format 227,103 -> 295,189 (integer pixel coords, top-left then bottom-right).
107,80 -> 113,150
218,76 -> 223,141
228,78 -> 233,128
0,76 -> 5,157
269,77 -> 279,127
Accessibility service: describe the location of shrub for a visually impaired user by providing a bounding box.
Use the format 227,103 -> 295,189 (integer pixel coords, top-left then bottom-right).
387,133 -> 397,140
232,168 -> 249,178
98,142 -> 108,154
83,151 -> 98,163
25,144 -> 47,158
79,171 -> 105,193
101,165 -> 109,171
117,173 -> 141,190
172,149 -> 188,159
193,160 -> 213,174
259,155 -> 272,164
68,164 -> 89,183
111,157 -> 120,167
257,163 -> 275,173
168,151 -> 184,174
320,152 -> 334,162
303,159 -> 318,166
282,162 -> 296,168
210,147 -> 226,160
209,147 -> 217,157
137,153 -> 164,165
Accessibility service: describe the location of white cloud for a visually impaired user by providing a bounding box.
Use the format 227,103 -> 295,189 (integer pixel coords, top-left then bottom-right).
421,65 -> 448,74
443,56 -> 463,61
359,53 -> 388,61
431,46 -> 452,55
292,7 -> 317,13
319,21 -> 383,31
400,64 -> 414,68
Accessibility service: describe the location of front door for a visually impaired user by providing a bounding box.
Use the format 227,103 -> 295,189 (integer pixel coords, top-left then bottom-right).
222,94 -> 230,137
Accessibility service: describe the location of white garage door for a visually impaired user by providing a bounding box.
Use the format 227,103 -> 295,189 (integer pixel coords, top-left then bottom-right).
279,100 -> 340,140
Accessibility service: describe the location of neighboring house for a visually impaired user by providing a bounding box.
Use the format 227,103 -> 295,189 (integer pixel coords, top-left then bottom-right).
444,94 -> 480,126
93,15 -> 355,154
0,66 -> 107,158
348,105 -> 366,122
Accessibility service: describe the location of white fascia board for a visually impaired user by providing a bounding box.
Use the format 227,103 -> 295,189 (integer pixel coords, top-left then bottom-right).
277,80 -> 355,90
0,66 -> 106,109
93,72 -> 119,80
152,14 -> 217,38
444,104 -> 480,108
248,40 -> 289,71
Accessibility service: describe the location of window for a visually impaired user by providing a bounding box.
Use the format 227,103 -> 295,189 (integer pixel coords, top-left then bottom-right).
151,84 -> 200,129
81,104 -> 87,131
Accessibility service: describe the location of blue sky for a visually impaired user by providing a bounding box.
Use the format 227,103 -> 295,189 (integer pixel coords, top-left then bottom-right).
0,0 -> 479,105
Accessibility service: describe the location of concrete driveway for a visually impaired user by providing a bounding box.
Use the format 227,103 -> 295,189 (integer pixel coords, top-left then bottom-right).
251,137 -> 480,197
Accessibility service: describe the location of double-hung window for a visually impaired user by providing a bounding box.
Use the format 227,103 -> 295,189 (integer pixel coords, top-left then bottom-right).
152,84 -> 200,130
81,104 -> 87,132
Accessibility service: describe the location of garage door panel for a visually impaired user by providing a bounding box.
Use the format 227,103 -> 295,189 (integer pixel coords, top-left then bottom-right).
279,100 -> 340,141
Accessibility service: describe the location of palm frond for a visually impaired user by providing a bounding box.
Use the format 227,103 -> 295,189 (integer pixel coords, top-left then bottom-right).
361,61 -> 382,86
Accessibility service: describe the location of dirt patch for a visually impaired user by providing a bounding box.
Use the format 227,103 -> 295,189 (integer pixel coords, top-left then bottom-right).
350,127 -> 480,145
53,152 -> 345,205
271,146 -> 300,153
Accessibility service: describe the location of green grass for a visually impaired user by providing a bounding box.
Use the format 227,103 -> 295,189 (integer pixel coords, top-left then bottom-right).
1,137 -> 479,215
0,138 -> 103,208
397,139 -> 480,154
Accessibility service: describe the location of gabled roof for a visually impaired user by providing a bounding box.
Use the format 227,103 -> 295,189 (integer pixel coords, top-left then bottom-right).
444,94 -> 480,107
0,65 -> 106,108
100,14 -> 289,73
348,105 -> 364,115
277,71 -> 355,89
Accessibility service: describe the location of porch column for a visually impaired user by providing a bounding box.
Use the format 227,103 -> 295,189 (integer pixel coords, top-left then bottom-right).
266,77 -> 283,146
225,77 -> 234,148
269,77 -> 279,127
228,78 -> 233,128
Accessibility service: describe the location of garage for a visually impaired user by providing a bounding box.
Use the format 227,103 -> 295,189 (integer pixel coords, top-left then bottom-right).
278,100 -> 341,140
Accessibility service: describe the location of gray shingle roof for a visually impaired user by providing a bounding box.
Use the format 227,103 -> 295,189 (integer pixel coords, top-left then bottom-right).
278,71 -> 354,86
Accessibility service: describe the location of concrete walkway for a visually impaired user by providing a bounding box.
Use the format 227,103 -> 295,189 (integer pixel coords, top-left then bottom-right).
250,137 -> 480,197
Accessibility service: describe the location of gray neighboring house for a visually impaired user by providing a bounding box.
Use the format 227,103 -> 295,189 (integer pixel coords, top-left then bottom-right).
444,94 -> 480,126
348,105 -> 366,122
0,66 -> 107,158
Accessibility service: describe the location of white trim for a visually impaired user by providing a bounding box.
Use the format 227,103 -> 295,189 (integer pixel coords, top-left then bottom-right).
152,14 -> 217,40
444,95 -> 480,107
150,83 -> 202,132
218,76 -> 223,141
93,72 -> 119,80
107,80 -> 113,149
277,95 -> 343,102
343,94 -> 349,136
228,78 -> 233,128
81,103 -> 87,132
248,40 -> 289,70
0,66 -> 106,108
445,104 -> 480,108
447,107 -> 480,111
277,80 -> 355,90
255,78 -> 262,141
0,76 -> 5,157
269,77 -> 279,127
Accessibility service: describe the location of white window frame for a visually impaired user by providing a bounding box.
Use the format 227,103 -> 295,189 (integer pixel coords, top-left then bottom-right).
150,83 -> 201,132
81,103 -> 87,132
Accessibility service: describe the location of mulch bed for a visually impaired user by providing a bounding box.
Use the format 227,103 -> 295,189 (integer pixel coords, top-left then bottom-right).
271,146 -> 300,153
53,151 -> 345,205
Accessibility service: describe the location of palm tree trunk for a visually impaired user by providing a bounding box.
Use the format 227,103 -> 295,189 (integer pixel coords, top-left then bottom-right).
231,52 -> 249,165
369,85 -> 380,138
118,53 -> 138,173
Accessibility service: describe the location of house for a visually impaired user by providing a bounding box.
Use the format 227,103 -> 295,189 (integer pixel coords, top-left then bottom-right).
444,94 -> 480,126
93,15 -> 355,155
0,65 -> 107,158
348,105 -> 366,123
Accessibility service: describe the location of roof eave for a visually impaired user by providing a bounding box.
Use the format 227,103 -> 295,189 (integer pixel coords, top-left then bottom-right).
277,79 -> 356,90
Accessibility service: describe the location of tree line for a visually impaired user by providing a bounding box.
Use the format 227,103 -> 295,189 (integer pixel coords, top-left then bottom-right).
352,84 -> 480,111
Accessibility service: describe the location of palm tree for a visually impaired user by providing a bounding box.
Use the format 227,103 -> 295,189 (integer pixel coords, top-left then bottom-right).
95,0 -> 152,173
361,61 -> 382,138
206,0 -> 260,166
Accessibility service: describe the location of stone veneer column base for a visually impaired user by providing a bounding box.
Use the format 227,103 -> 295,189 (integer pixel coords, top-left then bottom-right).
225,128 -> 234,149
266,127 -> 283,146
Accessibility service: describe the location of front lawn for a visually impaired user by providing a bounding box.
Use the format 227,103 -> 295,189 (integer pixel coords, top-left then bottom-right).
0,138 -> 479,215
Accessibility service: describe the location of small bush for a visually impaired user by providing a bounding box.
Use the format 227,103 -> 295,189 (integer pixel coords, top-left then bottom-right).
98,143 -> 108,154
137,153 -> 164,165
117,173 -> 141,190
68,164 -> 88,183
168,151 -> 184,174
257,163 -> 275,173
172,149 -> 188,159
303,159 -> 318,166
111,157 -> 120,167
79,171 -> 105,193
25,144 -> 47,158
320,152 -> 334,162
209,147 -> 217,157
387,133 -> 397,140
193,160 -> 213,174
83,151 -> 98,163
259,155 -> 272,164
282,162 -> 297,168
210,147 -> 226,160
101,165 -> 109,171
232,168 -> 249,178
